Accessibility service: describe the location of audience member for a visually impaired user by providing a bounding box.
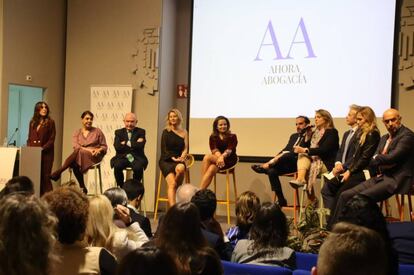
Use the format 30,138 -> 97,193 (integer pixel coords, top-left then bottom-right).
116,246 -> 177,275
50,111 -> 107,193
200,116 -> 238,189
111,113 -> 148,187
122,179 -> 152,237
176,183 -> 199,203
289,109 -> 339,204
191,189 -> 234,260
154,202 -> 223,275
27,101 -> 56,195
226,191 -> 261,247
43,187 -> 117,275
231,202 -> 295,269
86,195 -> 148,260
0,175 -> 34,198
0,193 -> 58,275
312,222 -> 387,275
159,108 -> 188,206
251,115 -> 311,205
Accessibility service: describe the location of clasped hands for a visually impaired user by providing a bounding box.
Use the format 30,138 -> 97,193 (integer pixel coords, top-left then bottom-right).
172,154 -> 188,163
332,163 -> 350,182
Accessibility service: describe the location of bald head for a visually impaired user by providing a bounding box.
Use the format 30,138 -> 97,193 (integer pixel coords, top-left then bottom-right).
382,108 -> 401,136
124,113 -> 137,130
176,184 -> 199,203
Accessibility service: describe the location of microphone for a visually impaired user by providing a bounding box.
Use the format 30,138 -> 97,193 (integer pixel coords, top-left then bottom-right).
7,128 -> 19,147
300,124 -> 314,134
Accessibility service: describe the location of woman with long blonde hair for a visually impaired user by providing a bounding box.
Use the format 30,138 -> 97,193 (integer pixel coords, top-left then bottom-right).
85,195 -> 148,260
158,108 -> 189,206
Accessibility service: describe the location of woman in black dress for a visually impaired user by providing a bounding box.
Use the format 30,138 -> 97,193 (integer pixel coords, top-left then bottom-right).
159,108 -> 188,206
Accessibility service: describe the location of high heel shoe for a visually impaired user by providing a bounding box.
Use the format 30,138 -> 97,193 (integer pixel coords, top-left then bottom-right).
49,171 -> 61,181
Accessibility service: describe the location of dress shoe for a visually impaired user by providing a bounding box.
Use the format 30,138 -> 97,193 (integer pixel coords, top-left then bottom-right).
49,171 -> 61,181
251,164 -> 267,174
289,179 -> 306,189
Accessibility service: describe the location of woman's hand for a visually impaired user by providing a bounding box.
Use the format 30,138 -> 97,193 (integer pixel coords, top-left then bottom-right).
91,148 -> 102,156
114,204 -> 132,225
216,155 -> 225,169
333,163 -> 344,176
293,146 -> 307,154
341,170 -> 351,182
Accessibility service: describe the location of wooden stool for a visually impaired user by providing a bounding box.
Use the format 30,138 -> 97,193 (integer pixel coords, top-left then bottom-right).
213,158 -> 239,224
280,173 -> 301,226
124,167 -> 147,217
154,154 -> 195,221
381,186 -> 413,222
69,162 -> 103,194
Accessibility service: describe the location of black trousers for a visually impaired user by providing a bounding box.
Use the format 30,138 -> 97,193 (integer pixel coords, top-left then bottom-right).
266,153 -> 297,201
113,157 -> 146,187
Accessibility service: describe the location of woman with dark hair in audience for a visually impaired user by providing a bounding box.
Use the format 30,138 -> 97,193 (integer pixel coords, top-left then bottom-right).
50,110 -> 107,193
200,115 -> 238,189
43,187 -> 117,275
154,202 -> 223,275
159,108 -> 188,206
290,109 -> 339,204
117,246 -> 177,275
336,194 -> 398,275
0,176 -> 34,198
27,101 -> 56,195
0,193 -> 58,275
226,191 -> 261,247
231,202 -> 295,269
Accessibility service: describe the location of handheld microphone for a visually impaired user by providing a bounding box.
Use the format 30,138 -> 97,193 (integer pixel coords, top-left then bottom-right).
7,128 -> 19,146
301,124 -> 314,134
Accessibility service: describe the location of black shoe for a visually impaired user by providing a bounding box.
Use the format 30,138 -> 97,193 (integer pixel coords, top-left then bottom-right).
289,180 -> 306,189
49,172 -> 61,181
251,164 -> 266,174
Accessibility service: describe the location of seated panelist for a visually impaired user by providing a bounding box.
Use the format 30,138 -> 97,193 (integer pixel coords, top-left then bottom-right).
111,113 -> 148,187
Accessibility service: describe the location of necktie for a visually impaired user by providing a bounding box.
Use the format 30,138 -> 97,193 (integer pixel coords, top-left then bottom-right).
126,131 -> 134,163
342,129 -> 355,163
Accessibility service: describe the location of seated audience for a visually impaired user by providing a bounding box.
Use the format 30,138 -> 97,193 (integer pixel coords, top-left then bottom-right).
85,195 -> 148,260
226,191 -> 261,247
200,116 -> 238,189
43,187 -> 117,275
0,175 -> 34,198
50,111 -> 107,193
191,189 -> 234,260
312,222 -> 387,275
0,193 -> 58,275
159,108 -> 188,206
176,183 -> 199,203
122,179 -> 152,237
290,109 -> 339,204
251,115 -> 311,205
154,202 -> 223,275
231,202 -> 295,269
116,246 -> 177,275
387,221 -> 414,264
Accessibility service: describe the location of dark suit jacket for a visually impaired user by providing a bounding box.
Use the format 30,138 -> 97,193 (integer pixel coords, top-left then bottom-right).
370,125 -> 414,193
128,206 -> 152,238
348,130 -> 380,175
308,128 -> 339,171
111,127 -> 148,168
335,128 -> 358,169
280,132 -> 310,154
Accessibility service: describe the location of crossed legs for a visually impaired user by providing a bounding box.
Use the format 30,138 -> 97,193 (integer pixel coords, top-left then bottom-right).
166,163 -> 186,206
200,154 -> 219,189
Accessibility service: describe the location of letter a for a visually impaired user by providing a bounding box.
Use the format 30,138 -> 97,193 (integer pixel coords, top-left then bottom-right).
254,20 -> 286,61
285,18 -> 316,59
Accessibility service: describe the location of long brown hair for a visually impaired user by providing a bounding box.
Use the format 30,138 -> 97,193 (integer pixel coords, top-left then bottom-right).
315,109 -> 335,129
357,106 -> 379,145
30,101 -> 51,128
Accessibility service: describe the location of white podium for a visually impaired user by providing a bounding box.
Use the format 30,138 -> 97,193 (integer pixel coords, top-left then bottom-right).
0,147 -> 41,196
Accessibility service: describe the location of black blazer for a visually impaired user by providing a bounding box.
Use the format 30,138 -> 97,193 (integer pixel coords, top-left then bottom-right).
348,130 -> 380,175
128,206 -> 152,238
111,127 -> 148,168
335,129 -> 358,169
370,125 -> 414,193
308,128 -> 339,171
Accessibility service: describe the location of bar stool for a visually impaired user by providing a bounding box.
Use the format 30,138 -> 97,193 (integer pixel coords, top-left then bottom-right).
381,185 -> 414,222
154,154 -> 195,221
213,157 -> 239,224
124,167 -> 147,217
280,172 -> 301,226
68,162 -> 103,194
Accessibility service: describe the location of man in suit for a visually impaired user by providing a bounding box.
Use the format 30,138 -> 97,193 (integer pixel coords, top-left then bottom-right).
251,115 -> 311,206
321,104 -> 361,210
111,113 -> 148,187
332,108 -> 414,223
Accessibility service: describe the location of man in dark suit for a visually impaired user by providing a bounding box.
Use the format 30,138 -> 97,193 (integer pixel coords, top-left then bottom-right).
111,113 -> 148,187
251,115 -> 311,206
332,108 -> 414,222
321,104 -> 361,210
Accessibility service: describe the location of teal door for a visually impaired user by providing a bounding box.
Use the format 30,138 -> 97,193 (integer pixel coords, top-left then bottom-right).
7,84 -> 43,146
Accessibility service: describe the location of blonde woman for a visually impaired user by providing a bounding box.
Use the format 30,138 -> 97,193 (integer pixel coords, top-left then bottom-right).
85,195 -> 148,260
290,109 -> 339,203
324,106 -> 380,225
159,108 -> 189,206
226,191 -> 261,247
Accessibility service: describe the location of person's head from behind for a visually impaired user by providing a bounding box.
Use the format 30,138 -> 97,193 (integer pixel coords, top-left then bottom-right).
191,189 -> 217,221
117,246 -> 178,275
313,222 -> 387,275
235,191 -> 260,232
1,176 -> 34,197
86,195 -> 115,248
0,193 -> 58,275
43,186 -> 89,244
176,183 -> 199,203
104,187 -> 128,208
123,179 -> 145,208
249,202 -> 288,250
